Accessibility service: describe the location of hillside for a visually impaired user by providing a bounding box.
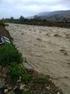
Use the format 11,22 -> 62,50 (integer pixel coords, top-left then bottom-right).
34,10 -> 70,22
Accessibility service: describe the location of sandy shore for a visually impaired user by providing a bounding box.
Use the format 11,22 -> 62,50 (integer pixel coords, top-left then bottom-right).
6,23 -> 70,94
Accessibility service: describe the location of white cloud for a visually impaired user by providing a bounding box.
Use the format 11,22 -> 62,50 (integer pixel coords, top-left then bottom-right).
0,0 -> 70,18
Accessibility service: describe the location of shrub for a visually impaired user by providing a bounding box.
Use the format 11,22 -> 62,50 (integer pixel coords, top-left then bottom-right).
21,71 -> 32,84
9,64 -> 25,82
0,43 -> 23,66
9,64 -> 32,83
0,21 -> 5,26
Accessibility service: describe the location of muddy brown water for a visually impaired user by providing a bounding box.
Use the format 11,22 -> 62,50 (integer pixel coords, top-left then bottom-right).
6,23 -> 70,94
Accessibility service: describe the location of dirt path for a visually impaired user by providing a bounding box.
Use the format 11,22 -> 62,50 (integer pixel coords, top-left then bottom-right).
6,23 -> 70,94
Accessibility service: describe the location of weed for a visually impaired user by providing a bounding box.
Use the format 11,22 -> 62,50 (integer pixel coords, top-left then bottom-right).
0,43 -> 23,66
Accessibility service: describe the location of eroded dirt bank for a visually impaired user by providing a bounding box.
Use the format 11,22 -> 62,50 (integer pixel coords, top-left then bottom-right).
6,23 -> 70,94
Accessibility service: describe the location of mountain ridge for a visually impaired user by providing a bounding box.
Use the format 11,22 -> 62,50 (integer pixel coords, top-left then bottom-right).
34,10 -> 70,22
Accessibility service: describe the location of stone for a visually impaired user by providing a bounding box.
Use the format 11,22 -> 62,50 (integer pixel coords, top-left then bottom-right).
4,89 -> 8,93
20,84 -> 25,90
57,92 -> 60,94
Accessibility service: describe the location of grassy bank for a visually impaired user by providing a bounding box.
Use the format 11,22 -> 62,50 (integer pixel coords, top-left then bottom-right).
2,17 -> 70,28
0,41 -> 61,94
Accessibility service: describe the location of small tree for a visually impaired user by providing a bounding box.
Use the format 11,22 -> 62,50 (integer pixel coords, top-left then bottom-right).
19,16 -> 25,23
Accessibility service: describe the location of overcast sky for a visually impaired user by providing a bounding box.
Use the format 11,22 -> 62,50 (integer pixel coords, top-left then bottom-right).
0,0 -> 70,18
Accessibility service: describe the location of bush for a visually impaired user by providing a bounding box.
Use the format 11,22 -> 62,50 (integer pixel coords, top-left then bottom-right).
9,64 -> 24,82
21,71 -> 32,84
9,64 -> 32,83
0,43 -> 23,66
0,21 -> 5,26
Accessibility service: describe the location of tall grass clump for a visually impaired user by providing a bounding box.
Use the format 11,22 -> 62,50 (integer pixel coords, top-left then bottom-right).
9,63 -> 32,83
0,43 -> 23,66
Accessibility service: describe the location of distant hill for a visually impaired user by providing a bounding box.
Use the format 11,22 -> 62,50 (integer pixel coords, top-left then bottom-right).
34,10 -> 70,22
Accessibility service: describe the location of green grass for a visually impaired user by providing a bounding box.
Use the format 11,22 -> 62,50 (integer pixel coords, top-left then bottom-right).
9,64 -> 24,82
9,63 -> 32,83
0,43 -> 23,66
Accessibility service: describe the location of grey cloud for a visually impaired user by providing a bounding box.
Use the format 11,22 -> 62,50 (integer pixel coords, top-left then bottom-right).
0,0 -> 70,18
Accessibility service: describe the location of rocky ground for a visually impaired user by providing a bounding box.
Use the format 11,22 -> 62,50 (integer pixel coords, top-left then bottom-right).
6,23 -> 70,94
0,25 -> 12,40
